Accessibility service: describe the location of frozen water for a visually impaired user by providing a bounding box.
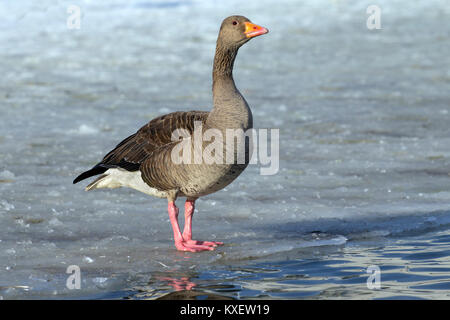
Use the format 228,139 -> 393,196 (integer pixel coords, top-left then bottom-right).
0,0 -> 449,299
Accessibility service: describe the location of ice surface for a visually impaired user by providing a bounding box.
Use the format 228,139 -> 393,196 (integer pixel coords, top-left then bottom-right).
0,0 -> 449,298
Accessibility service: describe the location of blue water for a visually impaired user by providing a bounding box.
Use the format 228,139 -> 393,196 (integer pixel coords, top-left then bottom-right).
0,0 -> 449,299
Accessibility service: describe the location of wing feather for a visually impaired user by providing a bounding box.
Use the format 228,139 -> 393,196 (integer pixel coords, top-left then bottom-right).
73,110 -> 208,184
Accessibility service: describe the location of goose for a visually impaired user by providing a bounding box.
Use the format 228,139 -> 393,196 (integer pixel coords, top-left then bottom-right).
73,15 -> 268,252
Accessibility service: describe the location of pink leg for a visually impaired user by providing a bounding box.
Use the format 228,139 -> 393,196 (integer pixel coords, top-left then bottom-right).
182,199 -> 223,248
168,201 -> 215,252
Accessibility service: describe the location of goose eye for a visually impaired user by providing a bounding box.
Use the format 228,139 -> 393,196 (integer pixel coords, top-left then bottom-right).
232,21 -> 238,25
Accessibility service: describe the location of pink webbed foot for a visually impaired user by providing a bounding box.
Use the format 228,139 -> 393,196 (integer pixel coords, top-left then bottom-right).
181,199 -> 223,251
168,200 -> 223,253
184,239 -> 224,247
174,240 -> 217,252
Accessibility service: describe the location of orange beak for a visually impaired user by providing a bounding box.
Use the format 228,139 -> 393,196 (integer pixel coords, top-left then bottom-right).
244,21 -> 269,38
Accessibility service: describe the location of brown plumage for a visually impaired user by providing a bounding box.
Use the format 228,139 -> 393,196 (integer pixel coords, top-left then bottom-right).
73,15 -> 269,252
77,111 -> 209,190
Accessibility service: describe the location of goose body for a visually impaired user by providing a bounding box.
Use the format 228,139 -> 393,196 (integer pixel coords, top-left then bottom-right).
74,16 -> 268,252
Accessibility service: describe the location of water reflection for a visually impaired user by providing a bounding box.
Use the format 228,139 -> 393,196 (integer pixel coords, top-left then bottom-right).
126,230 -> 450,299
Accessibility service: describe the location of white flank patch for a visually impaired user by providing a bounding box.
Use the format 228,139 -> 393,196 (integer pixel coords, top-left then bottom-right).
91,169 -> 167,198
